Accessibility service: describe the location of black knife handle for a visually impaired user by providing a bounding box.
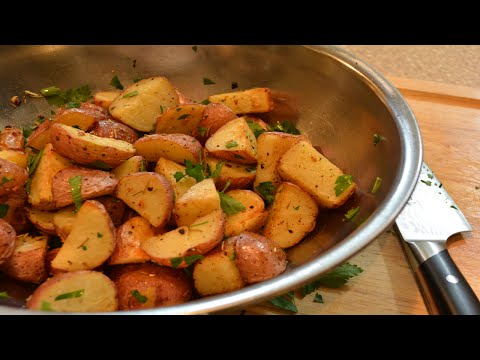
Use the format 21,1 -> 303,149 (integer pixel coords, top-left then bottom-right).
419,249 -> 480,315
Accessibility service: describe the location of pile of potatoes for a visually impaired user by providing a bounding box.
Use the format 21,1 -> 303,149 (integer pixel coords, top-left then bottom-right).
0,77 -> 356,312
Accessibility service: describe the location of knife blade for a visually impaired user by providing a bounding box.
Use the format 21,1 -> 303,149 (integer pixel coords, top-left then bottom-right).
395,162 -> 480,315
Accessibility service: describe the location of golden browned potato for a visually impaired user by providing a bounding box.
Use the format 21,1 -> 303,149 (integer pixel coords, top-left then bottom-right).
50,200 -> 116,272
51,166 -> 118,209
134,133 -> 202,164
0,126 -> 24,151
50,123 -> 136,168
141,209 -> 225,268
0,233 -> 48,284
205,156 -> 256,191
108,216 -> 155,265
89,119 -> 139,144
192,103 -> 237,144
52,106 -> 107,131
0,218 -> 16,265
262,182 -> 319,249
154,157 -> 196,200
0,149 -> 28,169
253,131 -> 306,192
277,140 -> 357,208
0,158 -> 28,197
45,248 -> 63,276
110,263 -> 192,311
115,172 -> 174,228
25,120 -> 52,150
193,238 -> 245,296
26,270 -> 118,312
96,196 -> 126,228
28,143 -> 72,210
154,104 -> 206,135
0,189 -> 28,234
111,155 -> 147,179
52,205 -> 77,241
109,76 -> 180,132
205,117 -> 257,165
224,190 -> 268,237
93,90 -> 121,109
174,178 -> 221,227
25,207 -> 56,235
208,88 -> 274,114
233,232 -> 287,284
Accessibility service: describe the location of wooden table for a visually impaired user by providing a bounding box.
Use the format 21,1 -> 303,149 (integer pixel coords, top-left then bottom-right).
235,77 -> 480,315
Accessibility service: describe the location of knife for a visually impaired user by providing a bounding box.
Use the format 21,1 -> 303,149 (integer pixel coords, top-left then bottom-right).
395,162 -> 480,315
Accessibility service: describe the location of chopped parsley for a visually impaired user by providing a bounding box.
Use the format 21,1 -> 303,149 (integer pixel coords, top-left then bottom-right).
41,301 -> 53,311
27,148 -> 43,176
97,232 -> 103,238
344,206 -> 360,222
1,177 -> 12,185
55,289 -> 84,301
255,181 -> 275,207
246,166 -> 256,173
170,257 -> 183,269
177,114 -> 190,120
218,181 -> 245,215
69,175 -> 83,211
174,158 -> 224,183
303,263 -> 363,291
40,85 -> 92,107
203,77 -> 216,85
133,77 -> 143,83
450,205 -> 458,210
246,119 -> 266,138
190,221 -> 209,227
225,140 -> 238,148
293,205 -> 300,210
427,173 -> 434,179
233,154 -> 245,160
131,289 -> 148,304
160,105 -> 167,114
170,255 -> 204,269
269,291 -> 298,313
139,160 -> 148,172
421,180 -> 432,186
123,91 -> 139,98
371,176 -> 382,194
65,102 -> 81,109
0,204 -> 9,218
0,291 -> 10,299
335,174 -> 353,196
84,160 -> 113,171
229,251 -> 236,261
373,133 -> 385,146
268,120 -> 300,135
313,293 -> 324,303
110,75 -> 124,90
197,127 -> 207,137
200,99 -> 211,105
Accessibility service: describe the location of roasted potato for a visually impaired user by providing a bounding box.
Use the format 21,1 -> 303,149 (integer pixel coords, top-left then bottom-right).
50,200 -> 116,272
205,117 -> 257,165
253,131 -> 306,192
208,88 -> 274,114
25,207 -> 56,235
154,104 -> 206,135
154,157 -> 197,200
0,158 -> 28,197
0,189 -> 29,234
205,156 -> 256,191
0,126 -> 24,151
262,182 -> 319,248
193,238 -> 245,296
111,155 -> 147,179
50,123 -> 136,167
96,196 -> 126,227
277,140 -> 357,208
89,119 -> 139,144
25,119 -> 52,150
141,209 -> 225,268
26,270 -> 118,312
0,149 -> 28,169
93,90 -> 121,109
174,178 -> 221,227
115,172 -> 174,228
134,133 -> 202,164
0,218 -> 16,265
52,205 -> 77,241
52,106 -> 107,131
0,233 -> 48,283
45,248 -> 63,276
192,103 -> 237,144
108,216 -> 155,265
224,190 -> 268,237
109,76 -> 179,132
110,263 -> 192,311
51,166 -> 118,209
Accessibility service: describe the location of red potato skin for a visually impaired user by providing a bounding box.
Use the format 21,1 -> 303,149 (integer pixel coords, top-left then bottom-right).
89,119 -> 139,144
0,158 -> 28,197
54,102 -> 111,122
1,245 -> 48,284
0,127 -> 24,151
46,248 -> 64,276
0,189 -> 29,234
192,103 -> 237,144
0,219 -> 16,265
233,231 -> 287,284
175,88 -> 193,105
109,263 -> 192,311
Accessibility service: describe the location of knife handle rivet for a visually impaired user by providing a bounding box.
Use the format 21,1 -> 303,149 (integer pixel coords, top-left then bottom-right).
446,275 -> 459,284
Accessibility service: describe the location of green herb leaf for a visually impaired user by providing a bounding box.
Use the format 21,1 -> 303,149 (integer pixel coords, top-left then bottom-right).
344,206 -> 360,222
335,174 -> 353,196
0,291 -> 10,299
203,77 -> 216,85
55,289 -> 85,301
421,180 -> 432,186
197,127 -> 207,137
65,102 -> 80,109
160,105 -> 167,114
200,99 -> 210,105
231,82 -> 238,89
84,160 -> 113,171
40,85 -> 92,107
177,114 -> 190,120
69,175 -> 83,211
209,161 -> 224,179
123,91 -> 139,98
313,293 -> 324,303
190,221 -> 209,227
373,133 -> 385,146
183,159 -> 205,182
173,171 -> 186,183
27,148 -> 43,176
269,294 -> 298,313
229,251 -> 236,261
246,120 -> 266,138
41,301 -> 53,311
133,77 -> 143,83
255,181 -> 275,207
97,232 -> 103,238
22,126 -> 35,140
293,205 -> 300,210
218,192 -> 245,215
40,86 -> 61,97
267,121 -> 300,135
184,254 -> 204,266
131,289 -> 148,304
301,262 -> 363,296
1,177 -> 12,185
427,173 -> 433,179
371,176 -> 383,194
233,154 -> 245,160
170,257 -> 183,269
192,45 -> 198,52
246,166 -> 256,173
450,205 -> 458,210
0,204 -> 9,218
110,75 -> 124,90
225,140 -> 238,149
139,161 -> 148,172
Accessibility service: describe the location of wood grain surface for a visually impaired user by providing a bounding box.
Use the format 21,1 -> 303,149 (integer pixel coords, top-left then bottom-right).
223,77 -> 480,315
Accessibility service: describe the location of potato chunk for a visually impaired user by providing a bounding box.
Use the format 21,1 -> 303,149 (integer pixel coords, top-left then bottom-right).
208,88 -> 274,114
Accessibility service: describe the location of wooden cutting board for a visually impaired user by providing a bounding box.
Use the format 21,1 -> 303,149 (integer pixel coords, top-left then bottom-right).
227,77 -> 480,315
